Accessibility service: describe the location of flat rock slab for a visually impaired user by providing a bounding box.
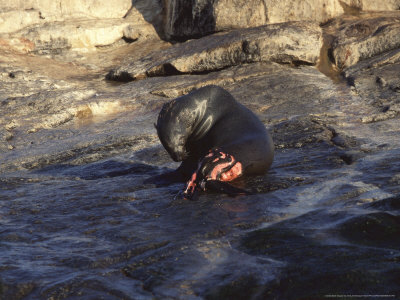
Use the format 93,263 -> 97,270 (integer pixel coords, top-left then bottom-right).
107,21 -> 322,81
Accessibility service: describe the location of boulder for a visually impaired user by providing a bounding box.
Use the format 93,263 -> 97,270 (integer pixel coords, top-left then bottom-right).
265,0 -> 344,24
123,6 -> 160,41
328,12 -> 400,69
162,0 -> 343,41
163,0 -> 267,40
129,0 -> 164,38
342,48 -> 400,122
0,0 -> 132,25
163,0 -> 400,41
107,21 -> 322,81
0,7 -> 161,54
340,0 -> 400,12
0,0 -> 132,34
14,19 -> 131,53
0,9 -> 42,34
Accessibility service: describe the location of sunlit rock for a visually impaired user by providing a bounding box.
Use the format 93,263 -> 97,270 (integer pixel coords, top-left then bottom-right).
264,0 -> 344,23
0,0 -> 132,33
340,0 -> 400,12
329,11 -> 400,69
163,0 -> 268,40
108,21 -> 323,81
18,19 -> 131,53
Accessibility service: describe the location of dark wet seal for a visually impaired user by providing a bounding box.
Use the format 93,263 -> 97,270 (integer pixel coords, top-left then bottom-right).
152,85 -> 274,199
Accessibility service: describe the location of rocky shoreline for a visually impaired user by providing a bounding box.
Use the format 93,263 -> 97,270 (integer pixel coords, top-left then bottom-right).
1,1 -> 400,299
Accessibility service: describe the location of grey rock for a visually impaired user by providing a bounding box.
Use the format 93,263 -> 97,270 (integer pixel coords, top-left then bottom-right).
343,48 -> 400,122
107,21 -> 322,81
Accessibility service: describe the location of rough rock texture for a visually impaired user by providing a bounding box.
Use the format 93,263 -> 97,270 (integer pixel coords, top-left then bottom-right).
107,21 -> 322,81
163,0 -> 268,40
343,48 -> 400,122
328,11 -> 400,69
123,6 -> 160,41
18,19 -> 132,53
340,0 -> 400,11
0,13 -> 160,54
0,0 -> 132,33
162,0 -> 400,41
264,0 -> 344,23
0,1 -> 162,54
1,5 -> 400,300
321,12 -> 400,123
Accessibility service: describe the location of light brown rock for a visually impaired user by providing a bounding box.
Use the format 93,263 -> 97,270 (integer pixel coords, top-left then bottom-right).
163,0 -> 400,41
163,0 -> 268,40
123,7 -> 160,41
163,0 -> 345,40
0,10 -> 42,34
340,0 -> 400,12
107,21 -> 323,81
129,0 -> 164,38
328,12 -> 400,69
16,19 -> 131,53
0,0 -> 132,33
1,10 -> 160,54
265,0 -> 344,24
213,0 -> 267,30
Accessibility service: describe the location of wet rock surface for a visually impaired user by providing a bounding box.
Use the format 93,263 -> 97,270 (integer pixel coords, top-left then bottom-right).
1,4 -> 400,300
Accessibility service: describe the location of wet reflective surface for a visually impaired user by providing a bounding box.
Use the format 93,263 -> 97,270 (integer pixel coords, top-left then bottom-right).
1,42 -> 400,298
2,139 -> 400,298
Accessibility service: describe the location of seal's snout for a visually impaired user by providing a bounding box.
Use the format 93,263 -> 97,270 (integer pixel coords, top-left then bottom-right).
170,148 -> 188,162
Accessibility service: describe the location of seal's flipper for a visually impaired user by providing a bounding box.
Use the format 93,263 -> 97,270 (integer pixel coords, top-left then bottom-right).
183,187 -> 200,201
204,180 -> 252,197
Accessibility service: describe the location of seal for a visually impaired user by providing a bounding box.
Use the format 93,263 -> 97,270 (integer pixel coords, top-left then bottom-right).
155,85 -> 274,199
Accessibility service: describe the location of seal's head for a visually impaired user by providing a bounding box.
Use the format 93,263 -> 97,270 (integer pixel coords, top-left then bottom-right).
155,100 -> 192,162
